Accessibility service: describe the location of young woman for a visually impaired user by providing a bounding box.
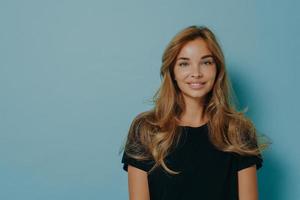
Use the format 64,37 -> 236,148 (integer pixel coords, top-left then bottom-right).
121,25 -> 268,200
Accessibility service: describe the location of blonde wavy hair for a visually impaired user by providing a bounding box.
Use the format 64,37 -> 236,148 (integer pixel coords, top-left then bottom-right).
121,25 -> 270,175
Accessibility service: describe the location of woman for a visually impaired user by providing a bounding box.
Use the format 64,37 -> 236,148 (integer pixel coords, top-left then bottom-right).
121,25 -> 269,200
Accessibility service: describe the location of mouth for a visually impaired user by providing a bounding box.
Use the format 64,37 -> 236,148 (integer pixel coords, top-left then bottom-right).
187,82 -> 206,89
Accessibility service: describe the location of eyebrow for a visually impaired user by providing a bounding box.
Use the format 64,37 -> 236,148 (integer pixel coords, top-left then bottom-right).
177,55 -> 214,60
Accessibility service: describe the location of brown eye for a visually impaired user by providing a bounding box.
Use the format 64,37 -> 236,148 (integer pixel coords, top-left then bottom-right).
179,62 -> 189,67
203,59 -> 215,65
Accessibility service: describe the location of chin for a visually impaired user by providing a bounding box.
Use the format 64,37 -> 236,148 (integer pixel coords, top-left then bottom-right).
178,83 -> 212,99
184,91 -> 209,100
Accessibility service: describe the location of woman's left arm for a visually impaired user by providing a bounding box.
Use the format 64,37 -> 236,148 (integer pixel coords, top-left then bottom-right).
238,165 -> 259,200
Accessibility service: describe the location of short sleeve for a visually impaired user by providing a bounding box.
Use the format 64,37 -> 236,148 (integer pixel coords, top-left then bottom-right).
121,151 -> 155,172
234,153 -> 263,172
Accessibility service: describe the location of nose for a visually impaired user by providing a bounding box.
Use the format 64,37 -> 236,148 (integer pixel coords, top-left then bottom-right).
191,64 -> 203,78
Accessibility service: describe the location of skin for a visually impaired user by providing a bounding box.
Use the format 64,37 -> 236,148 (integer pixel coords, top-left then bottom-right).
127,38 -> 259,200
238,165 -> 259,200
173,38 -> 217,127
128,166 -> 150,200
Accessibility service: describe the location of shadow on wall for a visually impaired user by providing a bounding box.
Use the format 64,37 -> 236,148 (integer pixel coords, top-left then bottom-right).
229,67 -> 283,200
259,151 -> 284,200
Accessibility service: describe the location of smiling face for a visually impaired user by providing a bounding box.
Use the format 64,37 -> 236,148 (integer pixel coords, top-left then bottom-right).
173,38 -> 217,104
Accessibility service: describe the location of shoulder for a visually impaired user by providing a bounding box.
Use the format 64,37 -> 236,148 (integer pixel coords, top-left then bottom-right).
125,110 -> 156,153
232,152 -> 263,172
131,110 -> 153,127
129,110 -> 156,135
122,111 -> 156,172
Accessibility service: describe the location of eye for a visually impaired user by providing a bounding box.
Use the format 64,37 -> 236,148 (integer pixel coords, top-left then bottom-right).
179,62 -> 189,67
203,60 -> 215,65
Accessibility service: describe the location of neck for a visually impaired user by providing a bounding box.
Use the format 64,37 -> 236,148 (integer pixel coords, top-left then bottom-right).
179,96 -> 207,126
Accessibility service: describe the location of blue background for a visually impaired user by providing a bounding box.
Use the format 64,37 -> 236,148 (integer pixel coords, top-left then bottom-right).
1,0 -> 299,199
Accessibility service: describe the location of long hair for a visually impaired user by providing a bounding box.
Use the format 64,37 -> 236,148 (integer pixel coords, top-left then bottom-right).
122,25 -> 270,175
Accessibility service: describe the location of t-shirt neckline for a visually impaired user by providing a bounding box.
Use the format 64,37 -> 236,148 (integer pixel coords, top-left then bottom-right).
179,123 -> 208,129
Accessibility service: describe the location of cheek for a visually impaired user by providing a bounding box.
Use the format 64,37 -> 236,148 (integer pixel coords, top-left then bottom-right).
208,66 -> 217,80
174,68 -> 189,80
211,76 -> 217,90
210,72 -> 217,82
174,72 -> 187,90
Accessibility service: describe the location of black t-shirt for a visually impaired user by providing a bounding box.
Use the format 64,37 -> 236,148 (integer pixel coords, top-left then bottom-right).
121,123 -> 263,200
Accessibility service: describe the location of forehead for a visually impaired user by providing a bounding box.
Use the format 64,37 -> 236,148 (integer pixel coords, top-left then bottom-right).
177,38 -> 212,58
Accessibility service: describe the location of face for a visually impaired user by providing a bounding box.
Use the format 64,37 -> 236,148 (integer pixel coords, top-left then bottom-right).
173,38 -> 217,104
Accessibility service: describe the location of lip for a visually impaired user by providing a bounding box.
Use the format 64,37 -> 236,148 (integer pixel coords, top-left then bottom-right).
187,82 -> 206,89
188,81 -> 206,84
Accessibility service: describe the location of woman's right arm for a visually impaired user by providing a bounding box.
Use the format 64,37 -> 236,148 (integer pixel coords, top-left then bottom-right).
128,165 -> 150,200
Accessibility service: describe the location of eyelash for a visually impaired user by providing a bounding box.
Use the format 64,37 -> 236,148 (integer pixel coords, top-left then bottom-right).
204,61 -> 214,65
179,62 -> 189,67
178,60 -> 215,67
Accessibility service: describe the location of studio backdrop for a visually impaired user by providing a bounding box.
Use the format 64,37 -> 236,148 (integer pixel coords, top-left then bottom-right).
0,0 -> 299,199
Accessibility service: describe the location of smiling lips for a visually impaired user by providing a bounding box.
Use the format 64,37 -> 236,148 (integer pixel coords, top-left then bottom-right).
188,82 -> 206,89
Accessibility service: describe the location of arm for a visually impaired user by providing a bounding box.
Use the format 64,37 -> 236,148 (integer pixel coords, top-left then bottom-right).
128,165 -> 150,200
238,165 -> 259,200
